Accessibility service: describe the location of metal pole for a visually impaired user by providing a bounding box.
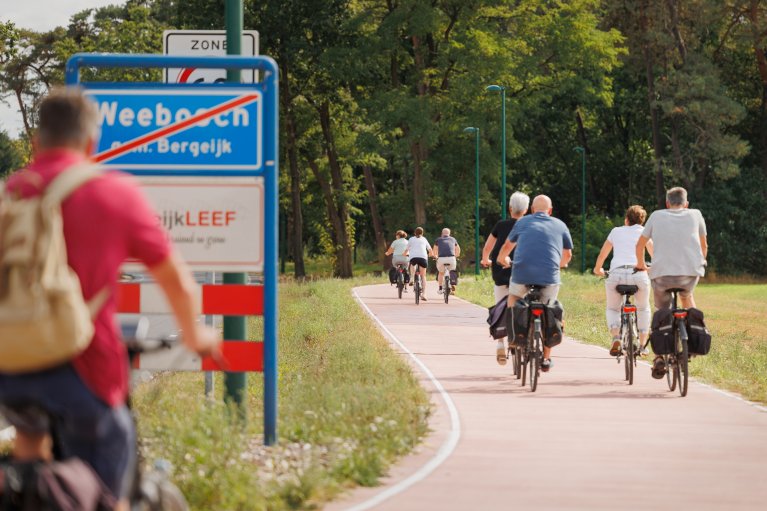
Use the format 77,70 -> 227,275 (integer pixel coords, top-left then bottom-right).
474,128 -> 480,276
500,88 -> 507,220
224,0 -> 247,419
581,149 -> 586,273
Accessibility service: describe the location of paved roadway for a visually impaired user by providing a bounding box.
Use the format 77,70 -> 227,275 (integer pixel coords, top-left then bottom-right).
327,284 -> 767,511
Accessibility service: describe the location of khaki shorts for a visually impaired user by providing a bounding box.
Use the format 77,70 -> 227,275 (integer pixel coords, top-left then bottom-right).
651,275 -> 699,309
437,256 -> 457,273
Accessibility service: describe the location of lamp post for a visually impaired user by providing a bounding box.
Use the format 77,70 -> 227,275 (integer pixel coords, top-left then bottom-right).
486,85 -> 507,219
464,127 -> 480,275
574,146 -> 586,273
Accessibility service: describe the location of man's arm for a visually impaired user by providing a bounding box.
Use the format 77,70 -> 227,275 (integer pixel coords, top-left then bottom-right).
454,242 -> 461,258
481,234 -> 496,267
561,248 -> 572,268
635,235 -> 650,271
432,243 -> 438,258
497,239 -> 516,268
593,240 -> 612,276
148,251 -> 221,357
700,235 -> 708,259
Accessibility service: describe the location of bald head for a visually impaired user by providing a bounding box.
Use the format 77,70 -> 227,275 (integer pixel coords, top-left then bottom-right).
531,195 -> 553,214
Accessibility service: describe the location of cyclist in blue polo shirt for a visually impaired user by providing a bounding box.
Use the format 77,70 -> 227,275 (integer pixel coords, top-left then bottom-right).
496,195 -> 573,372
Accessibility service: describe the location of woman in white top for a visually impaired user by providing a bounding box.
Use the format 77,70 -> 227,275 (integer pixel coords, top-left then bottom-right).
593,205 -> 653,356
385,230 -> 409,267
406,226 -> 433,300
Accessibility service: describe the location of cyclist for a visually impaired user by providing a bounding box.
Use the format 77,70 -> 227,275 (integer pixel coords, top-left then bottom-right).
407,226 -> 432,301
481,191 -> 530,365
385,230 -> 410,292
0,88 -> 222,509
432,228 -> 460,295
496,195 -> 573,372
635,186 -> 708,379
593,205 -> 653,357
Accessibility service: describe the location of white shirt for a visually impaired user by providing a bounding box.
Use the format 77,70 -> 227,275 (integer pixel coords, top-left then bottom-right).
643,208 -> 707,278
389,237 -> 408,256
607,224 -> 644,269
407,236 -> 431,260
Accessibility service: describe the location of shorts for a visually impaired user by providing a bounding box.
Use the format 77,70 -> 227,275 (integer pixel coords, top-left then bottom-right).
508,282 -> 560,304
651,275 -> 699,309
392,255 -> 408,267
493,284 -> 509,304
436,256 -> 457,273
0,364 -> 135,498
409,257 -> 428,269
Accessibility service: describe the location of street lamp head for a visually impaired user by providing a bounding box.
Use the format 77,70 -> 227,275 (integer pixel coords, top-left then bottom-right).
486,84 -> 505,92
463,126 -> 478,133
573,146 -> 585,153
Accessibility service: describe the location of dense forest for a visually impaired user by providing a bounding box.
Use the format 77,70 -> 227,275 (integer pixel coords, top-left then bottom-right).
2,0 -> 766,277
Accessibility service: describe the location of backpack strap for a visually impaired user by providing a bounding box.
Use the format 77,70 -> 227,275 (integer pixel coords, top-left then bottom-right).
43,162 -> 105,207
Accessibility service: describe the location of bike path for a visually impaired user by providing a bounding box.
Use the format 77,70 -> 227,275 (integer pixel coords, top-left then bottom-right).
326,283 -> 767,511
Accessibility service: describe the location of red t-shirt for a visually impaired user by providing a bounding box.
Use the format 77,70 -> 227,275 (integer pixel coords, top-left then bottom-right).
6,149 -> 171,406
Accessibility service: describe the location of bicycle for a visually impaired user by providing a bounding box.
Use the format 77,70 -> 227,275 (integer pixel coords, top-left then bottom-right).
661,288 -> 690,397
0,318 -> 189,510
507,340 -> 521,379
518,285 -> 547,392
395,263 -> 407,299
442,263 -> 452,304
603,269 -> 643,385
411,264 -> 422,305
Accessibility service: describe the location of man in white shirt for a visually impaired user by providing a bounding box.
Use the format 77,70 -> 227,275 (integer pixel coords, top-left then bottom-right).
407,226 -> 433,300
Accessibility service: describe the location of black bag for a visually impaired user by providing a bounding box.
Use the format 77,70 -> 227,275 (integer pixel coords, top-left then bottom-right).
543,300 -> 565,347
650,308 -> 675,355
686,307 -> 712,355
449,270 -> 458,286
388,267 -> 397,284
487,297 -> 508,339
508,299 -> 530,347
0,458 -> 116,511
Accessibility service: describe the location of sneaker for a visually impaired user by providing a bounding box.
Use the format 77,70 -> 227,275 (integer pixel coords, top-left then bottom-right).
651,356 -> 666,379
451,285 -> 456,292
609,338 -> 622,357
408,281 -> 413,287
541,358 -> 553,372
639,344 -> 649,356
438,287 -> 443,294
496,341 -> 507,365
421,294 -> 427,301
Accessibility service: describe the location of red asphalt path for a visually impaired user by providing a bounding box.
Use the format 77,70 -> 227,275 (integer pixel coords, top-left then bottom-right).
326,283 -> 767,511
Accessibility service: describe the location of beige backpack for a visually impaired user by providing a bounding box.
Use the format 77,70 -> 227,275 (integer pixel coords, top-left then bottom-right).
0,163 -> 108,373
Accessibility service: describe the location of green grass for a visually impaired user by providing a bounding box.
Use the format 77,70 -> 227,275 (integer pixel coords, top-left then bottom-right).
458,271 -> 767,404
132,276 -> 430,510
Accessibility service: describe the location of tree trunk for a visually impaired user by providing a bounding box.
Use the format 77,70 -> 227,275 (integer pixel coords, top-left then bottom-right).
411,140 -> 427,225
747,0 -> 767,190
362,164 -> 388,271
642,34 -> 666,207
279,58 -> 306,278
317,102 -> 354,278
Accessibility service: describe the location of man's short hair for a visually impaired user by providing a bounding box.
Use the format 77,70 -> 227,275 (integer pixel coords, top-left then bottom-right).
666,187 -> 688,207
415,226 -> 424,236
37,87 -> 99,149
442,228 -> 450,236
625,205 -> 647,226
509,192 -> 530,215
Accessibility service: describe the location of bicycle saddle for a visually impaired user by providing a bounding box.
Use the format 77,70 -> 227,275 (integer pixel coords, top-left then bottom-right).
665,287 -> 687,293
616,284 -> 639,295
0,402 -> 51,434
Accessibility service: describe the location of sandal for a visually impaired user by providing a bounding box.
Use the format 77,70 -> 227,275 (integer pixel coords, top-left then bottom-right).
651,356 -> 666,379
541,358 -> 553,372
609,338 -> 622,357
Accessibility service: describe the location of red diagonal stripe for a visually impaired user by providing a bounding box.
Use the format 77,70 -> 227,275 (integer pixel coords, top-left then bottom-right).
117,283 -> 141,313
93,93 -> 260,163
202,341 -> 263,372
202,284 -> 263,315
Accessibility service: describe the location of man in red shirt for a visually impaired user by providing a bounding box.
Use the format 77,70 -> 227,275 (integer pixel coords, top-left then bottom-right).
0,88 -> 221,505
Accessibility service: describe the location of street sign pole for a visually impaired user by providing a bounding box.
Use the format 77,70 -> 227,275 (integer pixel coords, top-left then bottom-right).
223,0 -> 248,424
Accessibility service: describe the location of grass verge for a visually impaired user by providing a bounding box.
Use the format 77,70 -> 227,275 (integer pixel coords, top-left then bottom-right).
457,271 -> 767,404
132,276 -> 430,510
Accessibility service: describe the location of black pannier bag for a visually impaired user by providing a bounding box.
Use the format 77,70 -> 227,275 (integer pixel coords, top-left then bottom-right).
388,266 -> 398,284
486,297 -> 508,339
449,270 -> 458,286
650,308 -> 674,355
543,300 -> 565,347
686,307 -> 712,355
508,299 -> 530,347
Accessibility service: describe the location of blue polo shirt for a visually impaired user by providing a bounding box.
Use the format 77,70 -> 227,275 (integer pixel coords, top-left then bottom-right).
508,212 -> 573,285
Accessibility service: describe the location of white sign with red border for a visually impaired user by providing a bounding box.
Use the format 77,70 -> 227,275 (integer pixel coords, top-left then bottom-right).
123,177 -> 264,272
163,30 -> 260,84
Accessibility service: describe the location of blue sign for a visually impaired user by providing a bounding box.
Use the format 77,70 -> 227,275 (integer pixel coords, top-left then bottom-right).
84,88 -> 262,172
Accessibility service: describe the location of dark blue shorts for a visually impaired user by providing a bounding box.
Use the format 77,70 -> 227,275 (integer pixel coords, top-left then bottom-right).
0,364 -> 135,498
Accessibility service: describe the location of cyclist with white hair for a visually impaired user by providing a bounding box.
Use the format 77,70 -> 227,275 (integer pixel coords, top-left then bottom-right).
433,228 -> 461,294
481,191 -> 530,364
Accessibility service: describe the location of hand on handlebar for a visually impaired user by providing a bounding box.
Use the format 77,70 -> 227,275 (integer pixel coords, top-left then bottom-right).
593,267 -> 605,277
187,325 -> 228,370
634,261 -> 649,272
480,258 -> 492,268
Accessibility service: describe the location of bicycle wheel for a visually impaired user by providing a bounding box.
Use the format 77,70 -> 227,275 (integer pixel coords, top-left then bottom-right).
514,347 -> 522,379
414,275 -> 420,305
530,331 -> 540,392
665,354 -> 677,391
444,275 -> 450,303
397,273 -> 404,299
677,323 -> 689,397
625,320 -> 635,385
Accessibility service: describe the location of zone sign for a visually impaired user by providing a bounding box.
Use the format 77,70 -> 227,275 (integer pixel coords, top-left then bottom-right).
163,30 -> 260,84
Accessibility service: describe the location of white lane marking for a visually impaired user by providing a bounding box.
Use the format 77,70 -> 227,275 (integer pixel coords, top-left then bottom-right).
347,287 -> 461,511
